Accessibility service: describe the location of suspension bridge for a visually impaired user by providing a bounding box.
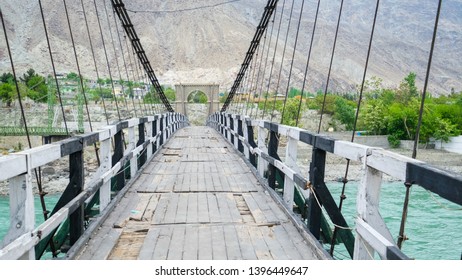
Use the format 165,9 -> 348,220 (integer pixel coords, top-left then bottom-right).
0,0 -> 461,261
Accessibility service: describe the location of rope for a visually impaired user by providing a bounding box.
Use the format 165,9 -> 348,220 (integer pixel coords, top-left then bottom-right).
244,41 -> 261,117
412,0 -> 442,159
38,0 -> 69,136
249,26 -> 268,119
317,0 -> 344,134
280,0 -> 306,124
93,0 -> 122,122
80,0 -> 110,125
295,0 -> 321,127
330,0 -> 381,256
123,34 -> 145,115
270,0 -> 295,122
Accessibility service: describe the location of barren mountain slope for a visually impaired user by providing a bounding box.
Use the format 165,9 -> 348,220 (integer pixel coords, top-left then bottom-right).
1,0 -> 461,94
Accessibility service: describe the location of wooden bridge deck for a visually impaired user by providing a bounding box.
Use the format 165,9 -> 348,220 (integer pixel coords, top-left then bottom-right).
74,126 -> 322,260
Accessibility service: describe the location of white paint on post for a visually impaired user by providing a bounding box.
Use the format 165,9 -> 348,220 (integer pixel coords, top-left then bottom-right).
99,138 -> 111,211
283,136 -> 299,210
242,121 -> 250,159
146,120 -> 153,158
354,148 -> 395,260
233,117 -> 239,150
127,126 -> 137,179
257,125 -> 268,178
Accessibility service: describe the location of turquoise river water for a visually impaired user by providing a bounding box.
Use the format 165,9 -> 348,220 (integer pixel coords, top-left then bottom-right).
0,182 -> 461,260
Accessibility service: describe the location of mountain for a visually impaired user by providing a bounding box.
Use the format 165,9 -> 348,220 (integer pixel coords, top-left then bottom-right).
1,0 -> 461,96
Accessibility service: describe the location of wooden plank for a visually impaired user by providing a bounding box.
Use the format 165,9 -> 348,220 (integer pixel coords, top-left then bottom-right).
207,193 -> 221,223
152,193 -> 171,225
223,225 -> 242,260
198,226 -> 213,260
281,222 -> 317,260
138,228 -> 161,260
152,227 -> 173,260
259,225 -> 289,260
183,225 -> 199,260
251,192 -> 280,224
142,194 -> 160,222
211,225 -> 227,260
163,193 -> 179,224
227,194 -> 243,223
129,193 -> 153,222
175,193 -> 188,224
78,227 -> 123,260
235,225 -> 258,260
216,193 -> 232,222
186,193 -> 199,224
242,193 -> 266,224
197,192 -> 210,223
166,226 -> 186,260
271,224 -> 303,259
248,226 -> 272,260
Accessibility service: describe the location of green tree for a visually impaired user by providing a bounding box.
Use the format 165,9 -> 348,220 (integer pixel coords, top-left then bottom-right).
66,72 -> 80,81
333,97 -> 356,130
0,82 -> 15,106
395,72 -> 418,105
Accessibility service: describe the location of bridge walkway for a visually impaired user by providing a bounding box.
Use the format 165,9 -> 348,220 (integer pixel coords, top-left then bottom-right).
74,126 -> 321,260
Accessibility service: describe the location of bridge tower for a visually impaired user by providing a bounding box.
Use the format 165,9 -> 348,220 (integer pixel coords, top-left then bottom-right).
174,84 -> 220,116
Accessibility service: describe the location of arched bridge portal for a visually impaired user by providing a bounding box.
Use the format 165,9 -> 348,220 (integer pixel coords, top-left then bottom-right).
175,84 -> 220,116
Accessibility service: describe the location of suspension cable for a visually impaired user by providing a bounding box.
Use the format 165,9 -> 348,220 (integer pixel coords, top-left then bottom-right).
112,9 -> 138,118
244,42 -> 261,117
329,0 -> 381,256
412,0 -> 442,159
317,0 -> 344,134
249,26 -> 269,119
93,0 -> 122,122
270,0 -> 295,122
399,0 -> 443,250
262,0 -> 286,119
281,0 -> 306,125
221,0 -> 279,112
103,0 -> 131,119
295,0 -> 321,127
80,0 -> 110,125
1,7 -> 59,258
124,34 -> 144,115
256,7 -> 277,119
38,0 -> 69,136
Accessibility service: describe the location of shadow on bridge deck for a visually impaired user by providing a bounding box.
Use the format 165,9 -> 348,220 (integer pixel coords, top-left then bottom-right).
74,126 -> 327,260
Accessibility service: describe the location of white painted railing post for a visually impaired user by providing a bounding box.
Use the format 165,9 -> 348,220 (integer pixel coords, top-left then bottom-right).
233,116 -> 239,150
1,171 -> 35,259
99,137 -> 111,212
226,114 -> 232,143
257,124 -> 268,177
128,124 -> 137,179
283,135 -> 299,210
354,148 -> 395,260
146,118 -> 153,159
242,117 -> 250,160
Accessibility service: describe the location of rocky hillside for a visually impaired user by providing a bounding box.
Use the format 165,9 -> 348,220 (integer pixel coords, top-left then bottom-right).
1,0 -> 461,95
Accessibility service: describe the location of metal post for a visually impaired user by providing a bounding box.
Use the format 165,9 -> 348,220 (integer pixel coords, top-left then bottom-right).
69,150 -> 84,246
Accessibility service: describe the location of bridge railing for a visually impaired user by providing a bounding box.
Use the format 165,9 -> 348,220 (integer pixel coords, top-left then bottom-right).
0,113 -> 188,260
207,112 -> 462,260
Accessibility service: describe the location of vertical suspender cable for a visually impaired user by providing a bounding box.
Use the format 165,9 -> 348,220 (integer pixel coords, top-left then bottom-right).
103,0 -> 131,119
80,0 -> 110,125
270,0 -> 295,122
330,0 -> 381,256
124,35 -> 144,115
262,0 -> 286,119
1,7 -> 58,258
93,0 -> 122,122
249,26 -> 269,119
399,0 -> 442,250
38,0 -> 69,136
295,0 -> 321,127
412,0 -> 442,159
62,0 -> 101,166
281,0 -> 306,124
256,8 -> 277,118
245,44 -> 261,117
317,0 -> 344,134
114,15 -> 138,118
